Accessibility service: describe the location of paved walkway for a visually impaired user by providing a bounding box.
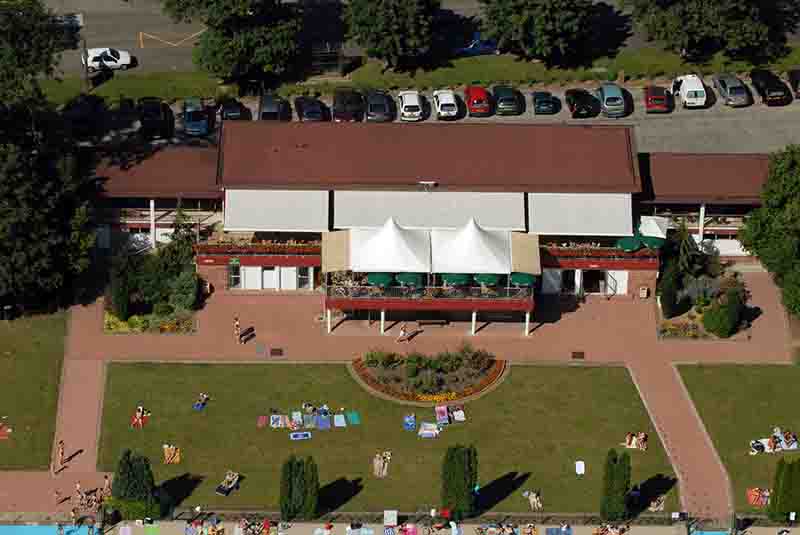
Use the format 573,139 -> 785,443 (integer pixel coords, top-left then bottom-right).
0,272 -> 791,520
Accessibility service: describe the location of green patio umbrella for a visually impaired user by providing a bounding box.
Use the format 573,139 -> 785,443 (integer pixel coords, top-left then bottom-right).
366,272 -> 394,287
510,272 -> 537,287
615,235 -> 643,252
474,273 -> 502,286
441,273 -> 472,286
395,272 -> 424,287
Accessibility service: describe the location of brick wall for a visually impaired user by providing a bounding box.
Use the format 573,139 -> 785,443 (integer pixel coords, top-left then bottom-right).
198,265 -> 228,294
628,270 -> 658,300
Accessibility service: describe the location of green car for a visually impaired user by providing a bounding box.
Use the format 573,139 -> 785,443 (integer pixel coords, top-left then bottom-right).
492,85 -> 523,115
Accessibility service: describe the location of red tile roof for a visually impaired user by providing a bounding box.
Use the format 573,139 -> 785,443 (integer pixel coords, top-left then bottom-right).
649,153 -> 769,204
220,122 -> 641,193
96,146 -> 221,199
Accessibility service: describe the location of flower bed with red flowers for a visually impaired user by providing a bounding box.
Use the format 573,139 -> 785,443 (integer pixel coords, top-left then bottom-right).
543,246 -> 659,259
352,353 -> 506,404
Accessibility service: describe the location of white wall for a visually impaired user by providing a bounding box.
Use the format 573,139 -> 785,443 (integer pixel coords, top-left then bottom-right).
242,266 -> 262,290
606,270 -> 629,296
280,267 -> 298,290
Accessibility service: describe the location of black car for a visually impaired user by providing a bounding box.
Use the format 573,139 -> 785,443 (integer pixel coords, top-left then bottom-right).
259,93 -> 291,121
218,98 -> 251,121
789,69 -> 800,99
492,85 -> 523,115
333,89 -> 366,122
565,89 -> 599,118
294,96 -> 328,122
137,97 -> 174,139
365,90 -> 394,122
532,91 -> 559,115
749,69 -> 792,106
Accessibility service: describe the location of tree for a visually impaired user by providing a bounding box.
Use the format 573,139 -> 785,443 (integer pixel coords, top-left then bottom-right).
0,142 -> 96,307
346,0 -> 440,70
290,456 -> 306,519
302,456 -> 320,519
600,448 -> 629,521
112,449 -> 135,500
161,0 -> 301,80
623,0 -> 800,60
169,270 -> 199,311
480,0 -> 592,64
441,445 -> 478,520
127,453 -> 156,503
740,145 -> 800,315
280,456 -> 295,520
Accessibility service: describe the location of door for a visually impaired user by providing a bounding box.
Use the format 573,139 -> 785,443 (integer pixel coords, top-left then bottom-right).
242,266 -> 263,290
280,267 -> 298,290
261,267 -> 277,290
541,269 -> 562,294
582,270 -> 605,294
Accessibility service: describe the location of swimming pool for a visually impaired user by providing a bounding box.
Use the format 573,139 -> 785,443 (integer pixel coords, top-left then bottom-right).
0,527 -> 93,535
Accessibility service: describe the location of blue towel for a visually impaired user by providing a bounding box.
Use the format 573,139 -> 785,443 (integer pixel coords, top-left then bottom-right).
546,528 -> 572,535
290,431 -> 312,441
192,402 -> 206,411
317,414 -> 332,430
334,414 -> 347,427
403,414 -> 416,431
346,410 -> 362,425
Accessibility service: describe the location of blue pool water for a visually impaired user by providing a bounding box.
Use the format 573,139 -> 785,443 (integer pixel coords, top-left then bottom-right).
0,527 -> 93,535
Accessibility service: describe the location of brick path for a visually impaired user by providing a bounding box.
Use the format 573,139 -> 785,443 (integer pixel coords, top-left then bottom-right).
0,272 -> 790,520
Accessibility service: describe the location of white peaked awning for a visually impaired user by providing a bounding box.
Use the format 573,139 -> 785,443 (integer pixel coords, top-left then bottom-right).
350,217 -> 431,273
431,218 -> 511,274
639,215 -> 671,239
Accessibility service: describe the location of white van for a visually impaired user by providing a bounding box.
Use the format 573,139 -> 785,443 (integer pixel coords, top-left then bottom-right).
671,74 -> 707,108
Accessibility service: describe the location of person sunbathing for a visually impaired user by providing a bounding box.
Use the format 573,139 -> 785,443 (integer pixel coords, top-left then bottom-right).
637,432 -> 648,451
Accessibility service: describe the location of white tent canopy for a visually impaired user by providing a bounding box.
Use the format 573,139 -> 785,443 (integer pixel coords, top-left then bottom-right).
639,215 -> 671,239
350,217 -> 431,273
431,218 -> 511,274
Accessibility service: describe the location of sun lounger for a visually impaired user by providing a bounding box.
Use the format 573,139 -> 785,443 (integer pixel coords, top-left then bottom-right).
435,405 -> 449,426
257,415 -> 268,428
418,422 -> 440,438
575,460 -> 585,476
317,414 -> 332,430
303,414 -> 315,428
334,414 -> 347,427
290,431 -> 312,441
346,410 -> 361,425
403,414 -> 416,431
215,470 -> 240,496
270,415 -> 283,429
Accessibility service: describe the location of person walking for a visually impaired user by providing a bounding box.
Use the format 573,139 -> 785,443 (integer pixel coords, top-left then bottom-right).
234,316 -> 241,344
57,440 -> 65,469
102,474 -> 111,497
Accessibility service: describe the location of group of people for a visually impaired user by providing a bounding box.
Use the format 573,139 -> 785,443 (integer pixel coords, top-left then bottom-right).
372,451 -> 392,478
62,475 -> 111,526
621,432 -> 649,451
523,489 -> 543,511
596,524 -> 630,535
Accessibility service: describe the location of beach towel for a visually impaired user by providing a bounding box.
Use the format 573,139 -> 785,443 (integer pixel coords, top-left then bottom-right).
450,406 -> 466,422
403,414 -> 416,431
193,401 -> 207,411
163,445 -> 181,464
270,415 -> 283,429
435,405 -> 450,425
303,414 -> 315,429
362,529 -> 375,535
290,431 -> 312,441
257,415 -> 268,428
317,414 -> 332,430
334,414 -> 347,427
575,460 -> 586,476
291,411 -> 303,427
747,487 -> 770,507
346,410 -> 362,425
314,529 -> 325,535
384,509 -> 398,526
418,422 -> 440,438
546,529 -> 571,535
0,424 -> 10,440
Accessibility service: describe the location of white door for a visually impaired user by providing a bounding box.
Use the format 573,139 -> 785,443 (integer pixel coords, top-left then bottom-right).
606,270 -> 628,296
280,267 -> 298,290
261,267 -> 277,289
242,266 -> 262,290
541,269 -> 562,294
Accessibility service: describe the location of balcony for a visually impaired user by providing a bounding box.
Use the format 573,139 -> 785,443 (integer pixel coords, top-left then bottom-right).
99,207 -> 222,228
327,285 -> 532,300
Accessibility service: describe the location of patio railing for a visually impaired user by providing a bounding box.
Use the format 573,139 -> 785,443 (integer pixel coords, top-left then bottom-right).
326,285 -> 533,301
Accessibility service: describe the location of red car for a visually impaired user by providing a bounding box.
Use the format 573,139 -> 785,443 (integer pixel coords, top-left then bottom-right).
464,85 -> 492,117
644,85 -> 670,113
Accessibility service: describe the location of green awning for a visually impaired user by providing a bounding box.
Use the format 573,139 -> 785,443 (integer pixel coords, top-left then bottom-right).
441,273 -> 472,286
395,272 -> 424,287
510,272 -> 537,287
615,236 -> 643,252
641,236 -> 666,250
367,272 -> 394,287
474,273 -> 502,286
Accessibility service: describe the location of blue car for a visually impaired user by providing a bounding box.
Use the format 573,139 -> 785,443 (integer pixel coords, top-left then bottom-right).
454,33 -> 498,57
182,97 -> 213,136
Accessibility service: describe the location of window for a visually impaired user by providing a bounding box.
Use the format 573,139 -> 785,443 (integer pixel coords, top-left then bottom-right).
687,90 -> 705,99
228,264 -> 241,289
298,267 -> 312,290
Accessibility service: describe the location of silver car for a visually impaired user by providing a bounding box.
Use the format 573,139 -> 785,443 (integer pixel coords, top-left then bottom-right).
595,82 -> 626,118
712,73 -> 750,107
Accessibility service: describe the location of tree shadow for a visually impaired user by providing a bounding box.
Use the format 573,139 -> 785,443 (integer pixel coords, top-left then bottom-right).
319,477 -> 363,514
530,295 -> 582,328
626,473 -> 677,517
476,471 -> 530,513
156,473 -> 204,517
570,2 -> 631,67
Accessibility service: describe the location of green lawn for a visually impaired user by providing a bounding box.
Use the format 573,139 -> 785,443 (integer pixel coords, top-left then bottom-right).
0,313 -> 65,469
680,365 -> 800,513
99,363 -> 676,513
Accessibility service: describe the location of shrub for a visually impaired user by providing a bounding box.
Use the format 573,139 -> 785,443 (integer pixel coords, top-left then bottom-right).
437,350 -> 464,373
112,449 -> 134,500
127,315 -> 145,332
111,272 -> 130,320
153,302 -> 174,317
702,288 -> 744,338
679,274 -> 720,304
379,351 -> 400,369
169,270 -> 199,311
441,445 -> 478,520
104,312 -> 131,333
364,351 -> 380,367
600,448 -> 630,521
290,456 -> 306,520
406,352 -> 424,379
280,455 -> 295,520
302,456 -> 320,519
104,498 -> 159,520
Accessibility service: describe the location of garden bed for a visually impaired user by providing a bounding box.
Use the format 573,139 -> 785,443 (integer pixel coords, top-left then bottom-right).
104,310 -> 195,334
352,345 -> 506,403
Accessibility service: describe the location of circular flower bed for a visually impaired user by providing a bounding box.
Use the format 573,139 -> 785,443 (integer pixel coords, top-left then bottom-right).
352,344 -> 507,404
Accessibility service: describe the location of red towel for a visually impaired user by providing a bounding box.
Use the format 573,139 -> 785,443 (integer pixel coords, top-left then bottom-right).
257,415 -> 268,428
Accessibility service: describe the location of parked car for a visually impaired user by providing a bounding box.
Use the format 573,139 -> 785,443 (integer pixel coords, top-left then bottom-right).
258,93 -> 291,121
711,73 -> 750,107
643,85 -> 670,113
218,98 -> 251,121
595,82 -> 626,118
464,85 -> 492,117
564,89 -> 598,119
531,91 -> 558,115
333,89 -> 365,122
454,33 -> 498,57
365,91 -> 394,122
492,85 -> 523,115
750,69 -> 792,106
294,96 -> 327,122
671,74 -> 707,108
397,91 -> 424,122
82,47 -> 133,73
789,69 -> 800,99
182,97 -> 213,136
432,89 -> 458,120
137,97 -> 173,139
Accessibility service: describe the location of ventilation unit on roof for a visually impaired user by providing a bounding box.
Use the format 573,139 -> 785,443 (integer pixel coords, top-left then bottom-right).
418,180 -> 438,192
